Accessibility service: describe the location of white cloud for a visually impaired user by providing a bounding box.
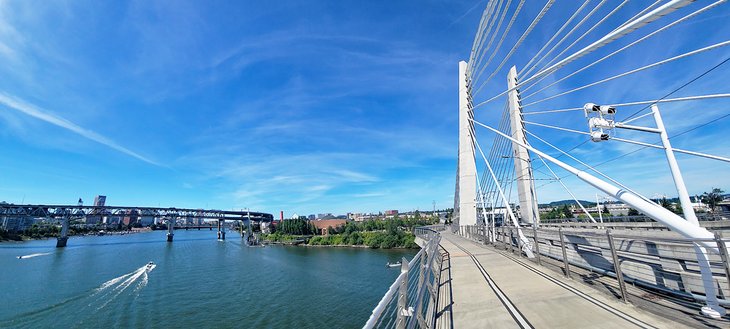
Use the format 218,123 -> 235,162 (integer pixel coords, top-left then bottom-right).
0,92 -> 160,166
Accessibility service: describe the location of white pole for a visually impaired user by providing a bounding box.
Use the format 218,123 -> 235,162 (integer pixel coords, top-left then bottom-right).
652,105 -> 723,317
652,105 -> 699,225
596,194 -> 604,224
474,119 -> 725,318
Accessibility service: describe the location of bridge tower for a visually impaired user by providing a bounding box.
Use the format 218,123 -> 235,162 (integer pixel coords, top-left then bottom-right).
506,66 -> 540,226
456,60 -> 477,228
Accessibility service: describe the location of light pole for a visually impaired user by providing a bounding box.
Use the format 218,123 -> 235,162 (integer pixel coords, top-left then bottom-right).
583,102 -> 725,318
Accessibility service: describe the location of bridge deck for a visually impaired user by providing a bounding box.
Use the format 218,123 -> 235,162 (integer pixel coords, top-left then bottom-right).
440,231 -> 681,329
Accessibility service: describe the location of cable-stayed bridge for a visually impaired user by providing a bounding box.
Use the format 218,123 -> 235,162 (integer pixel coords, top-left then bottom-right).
367,1 -> 730,327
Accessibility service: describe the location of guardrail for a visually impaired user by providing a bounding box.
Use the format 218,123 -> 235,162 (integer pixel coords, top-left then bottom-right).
364,227 -> 445,329
458,224 -> 730,309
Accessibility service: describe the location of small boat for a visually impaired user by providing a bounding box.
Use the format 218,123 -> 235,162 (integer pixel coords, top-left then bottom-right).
17,256 -> 22,259
146,261 -> 155,269
386,261 -> 402,268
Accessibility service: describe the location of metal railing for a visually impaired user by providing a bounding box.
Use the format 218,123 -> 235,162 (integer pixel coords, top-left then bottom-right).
458,224 -> 730,309
364,227 -> 444,329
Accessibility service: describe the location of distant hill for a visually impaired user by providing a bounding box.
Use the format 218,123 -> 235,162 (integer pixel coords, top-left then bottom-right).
539,200 -> 596,208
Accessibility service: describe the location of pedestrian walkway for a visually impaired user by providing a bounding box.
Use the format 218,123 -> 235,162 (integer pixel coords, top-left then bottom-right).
440,231 -> 681,329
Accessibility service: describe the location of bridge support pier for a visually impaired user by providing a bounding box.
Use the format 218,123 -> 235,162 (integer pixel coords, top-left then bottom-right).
217,219 -> 226,240
166,217 -> 174,242
56,214 -> 70,248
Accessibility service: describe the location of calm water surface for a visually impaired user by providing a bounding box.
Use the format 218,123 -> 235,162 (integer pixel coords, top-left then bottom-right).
0,230 -> 415,328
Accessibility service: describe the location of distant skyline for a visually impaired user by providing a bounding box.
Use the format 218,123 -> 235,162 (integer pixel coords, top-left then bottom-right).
0,1 -> 729,215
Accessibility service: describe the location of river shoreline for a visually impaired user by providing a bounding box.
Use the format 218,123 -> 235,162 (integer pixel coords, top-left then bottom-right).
263,241 -> 417,250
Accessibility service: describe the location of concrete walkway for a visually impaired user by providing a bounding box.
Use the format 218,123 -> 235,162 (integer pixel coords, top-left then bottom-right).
441,231 -> 681,329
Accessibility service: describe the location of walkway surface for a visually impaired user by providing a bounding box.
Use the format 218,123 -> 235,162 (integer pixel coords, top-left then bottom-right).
439,231 -> 682,329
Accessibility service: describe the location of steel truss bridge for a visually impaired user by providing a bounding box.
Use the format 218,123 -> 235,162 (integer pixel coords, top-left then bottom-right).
0,204 -> 273,247
369,1 -> 730,327
0,204 -> 273,221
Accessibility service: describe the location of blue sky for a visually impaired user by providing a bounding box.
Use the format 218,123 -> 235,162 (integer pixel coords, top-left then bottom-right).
0,1 -> 729,216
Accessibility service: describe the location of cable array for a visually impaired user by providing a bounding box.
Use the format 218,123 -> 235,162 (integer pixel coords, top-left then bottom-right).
460,0 -> 730,229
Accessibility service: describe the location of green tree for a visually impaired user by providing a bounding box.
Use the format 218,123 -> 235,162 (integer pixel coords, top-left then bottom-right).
561,205 -> 572,219
627,208 -> 640,216
659,198 -> 674,212
702,188 -> 725,211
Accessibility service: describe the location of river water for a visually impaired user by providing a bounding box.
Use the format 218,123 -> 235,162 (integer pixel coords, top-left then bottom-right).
0,230 -> 415,328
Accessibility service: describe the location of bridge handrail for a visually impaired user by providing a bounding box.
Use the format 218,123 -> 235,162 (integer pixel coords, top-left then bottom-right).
363,226 -> 443,329
457,224 -> 730,309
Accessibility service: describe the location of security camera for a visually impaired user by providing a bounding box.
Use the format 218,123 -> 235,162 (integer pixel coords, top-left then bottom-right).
584,103 -> 600,112
590,131 -> 609,142
599,105 -> 616,115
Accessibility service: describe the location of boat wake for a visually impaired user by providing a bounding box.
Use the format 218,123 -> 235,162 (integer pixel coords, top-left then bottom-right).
92,263 -> 154,310
17,252 -> 51,259
0,262 -> 155,328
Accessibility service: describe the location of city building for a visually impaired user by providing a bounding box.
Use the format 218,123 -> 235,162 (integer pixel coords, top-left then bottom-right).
384,210 -> 398,218
309,219 -> 347,235
93,195 -> 106,207
86,195 -> 107,225
139,215 -> 155,226
123,210 -> 140,226
1,216 -> 35,232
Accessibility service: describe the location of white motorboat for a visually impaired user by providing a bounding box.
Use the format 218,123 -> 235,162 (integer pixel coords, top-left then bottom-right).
386,261 -> 402,268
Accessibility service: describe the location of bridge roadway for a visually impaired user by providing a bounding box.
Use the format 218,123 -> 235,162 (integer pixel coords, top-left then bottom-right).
439,230 -> 680,329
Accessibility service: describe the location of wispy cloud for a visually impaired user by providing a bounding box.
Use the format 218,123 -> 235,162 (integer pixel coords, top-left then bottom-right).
0,92 -> 160,166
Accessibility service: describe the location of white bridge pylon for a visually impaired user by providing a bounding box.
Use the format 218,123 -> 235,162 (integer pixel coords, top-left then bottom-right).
453,0 -> 730,318
457,60 -> 535,257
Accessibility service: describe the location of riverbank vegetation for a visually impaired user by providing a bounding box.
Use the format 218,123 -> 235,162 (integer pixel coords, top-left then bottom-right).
261,215 -> 437,249
0,224 -> 144,242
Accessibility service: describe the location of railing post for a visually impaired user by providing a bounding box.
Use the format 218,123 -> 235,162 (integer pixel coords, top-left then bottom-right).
397,256 -> 409,329
502,226 -> 509,250
606,230 -> 628,303
533,228 -> 542,265
714,232 -> 730,296
558,228 -> 571,279
510,227 -> 515,254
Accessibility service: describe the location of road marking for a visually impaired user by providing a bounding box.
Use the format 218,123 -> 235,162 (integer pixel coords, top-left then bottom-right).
447,236 -> 534,329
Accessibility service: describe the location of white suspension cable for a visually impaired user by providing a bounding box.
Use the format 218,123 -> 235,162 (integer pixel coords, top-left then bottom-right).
523,93 -> 730,115
473,131 -> 534,256
472,0 -> 526,85
520,0 -> 630,93
523,121 -> 590,136
471,0 -> 555,97
474,132 -> 520,228
470,0 -> 511,79
535,154 -> 597,223
518,125 -> 657,205
609,137 -> 730,163
519,0 -> 593,77
522,40 -> 730,107
611,0 -> 663,33
474,0 -> 695,110
522,0 -> 727,99
621,111 -> 656,125
467,0 -> 499,73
